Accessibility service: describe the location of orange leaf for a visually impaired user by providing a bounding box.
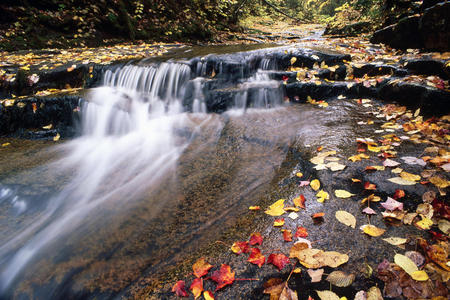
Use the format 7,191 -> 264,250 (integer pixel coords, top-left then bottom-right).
32,103 -> 37,113
282,229 -> 293,242
231,241 -> 249,255
364,182 -> 377,190
249,206 -> 261,210
211,264 -> 235,291
274,218 -> 285,227
267,253 -> 290,271
293,194 -> 306,208
193,257 -> 213,278
312,212 -> 325,218
172,280 -> 188,297
295,226 -> 308,238
248,248 -> 265,267
249,232 -> 263,246
394,189 -> 405,199
317,146 -> 323,152
203,291 -> 215,300
190,278 -> 203,299
351,178 -> 362,183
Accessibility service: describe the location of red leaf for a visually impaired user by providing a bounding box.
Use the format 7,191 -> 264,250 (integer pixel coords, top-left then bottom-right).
204,290 -> 215,300
190,278 -> 203,299
293,194 -> 306,208
210,264 -> 235,291
294,226 -> 308,238
249,232 -> 263,246
172,280 -> 189,297
364,181 -> 377,190
193,257 -> 213,278
231,241 -> 249,255
282,75 -> 289,81
267,253 -> 290,271
282,229 -> 293,242
247,248 -> 265,267
393,189 -> 405,199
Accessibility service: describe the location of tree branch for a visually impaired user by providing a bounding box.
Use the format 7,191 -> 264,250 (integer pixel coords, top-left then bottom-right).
260,0 -> 303,22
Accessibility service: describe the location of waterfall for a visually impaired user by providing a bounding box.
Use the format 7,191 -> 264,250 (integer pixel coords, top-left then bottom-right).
0,54 -> 286,295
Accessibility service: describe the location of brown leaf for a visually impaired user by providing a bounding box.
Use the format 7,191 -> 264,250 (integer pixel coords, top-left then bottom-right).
326,271 -> 355,287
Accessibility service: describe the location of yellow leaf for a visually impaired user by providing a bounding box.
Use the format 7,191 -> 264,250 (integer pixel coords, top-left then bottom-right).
265,199 -> 285,216
368,145 -> 381,152
53,133 -> 60,141
411,270 -> 429,281
290,57 -> 297,65
415,217 -> 433,230
273,219 -> 285,227
400,171 -> 421,182
360,224 -> 385,237
429,176 -> 450,188
394,253 -> 418,275
249,206 -> 260,210
334,190 -> 355,198
310,179 -> 320,191
382,237 -> 407,246
316,290 -> 340,300
1,143 -> 10,147
388,177 -> 416,185
335,211 -> 356,228
296,172 -> 303,177
316,190 -> 329,203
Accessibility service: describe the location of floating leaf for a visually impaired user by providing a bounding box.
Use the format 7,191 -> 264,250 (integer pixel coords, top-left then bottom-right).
190,278 -> 203,299
249,232 -> 263,246
307,268 -> 324,283
193,258 -> 213,278
326,271 -> 355,287
231,241 -> 249,255
316,290 -> 340,300
248,248 -> 265,267
335,211 -> 356,228
172,280 -> 189,297
311,179 -> 320,191
211,264 -> 235,291
388,177 -> 416,185
360,224 -> 385,237
334,190 -> 355,198
267,253 -> 290,271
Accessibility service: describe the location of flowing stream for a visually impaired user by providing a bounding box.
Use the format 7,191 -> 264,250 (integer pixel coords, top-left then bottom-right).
0,53 -> 289,298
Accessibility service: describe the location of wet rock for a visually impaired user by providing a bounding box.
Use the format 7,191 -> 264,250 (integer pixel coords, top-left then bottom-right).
420,2 -> 450,51
286,82 -> 349,101
404,59 -> 448,79
353,64 -> 407,78
371,15 -> 422,50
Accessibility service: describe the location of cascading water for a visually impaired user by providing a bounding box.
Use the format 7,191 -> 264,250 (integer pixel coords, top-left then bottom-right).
0,53 -> 286,297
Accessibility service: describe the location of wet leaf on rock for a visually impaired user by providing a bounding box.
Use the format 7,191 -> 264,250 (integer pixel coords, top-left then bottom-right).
249,232 -> 263,246
310,179 -> 320,191
282,229 -> 293,242
335,210 -> 356,228
293,195 -> 306,208
294,226 -> 308,238
360,224 -> 385,237
388,177 -> 416,185
248,248 -> 265,267
267,253 -> 290,271
316,290 -> 340,300
231,241 -> 249,255
265,199 -> 286,216
172,280 -> 188,297
190,278 -> 203,299
380,197 -> 404,211
326,270 -> 355,287
334,190 -> 355,198
193,257 -> 213,278
203,290 -> 215,300
210,264 -> 235,291
307,268 -> 324,282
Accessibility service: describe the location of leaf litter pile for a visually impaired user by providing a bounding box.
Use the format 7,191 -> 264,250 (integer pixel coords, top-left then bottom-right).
171,100 -> 449,299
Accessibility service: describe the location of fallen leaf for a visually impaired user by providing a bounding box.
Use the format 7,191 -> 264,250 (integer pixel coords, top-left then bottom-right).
438,219 -> 450,235
429,176 -> 449,188
393,189 -> 405,199
248,248 -> 265,267
299,180 -> 310,187
280,286 -> 298,300
307,268 -> 324,283
312,212 -> 325,218
361,194 -> 381,204
394,253 -> 419,276
231,241 -> 249,255
382,237 -> 407,247
53,133 -> 60,141
203,291 -> 215,300
383,159 -> 400,167
190,278 -> 203,299
295,227 -> 308,238
274,218 -> 285,227
381,197 -> 404,211
335,211 -> 356,228
249,206 -> 261,210
351,178 -> 362,183
400,171 -> 421,182
364,182 -> 377,190
415,217 -> 433,230
366,286 -> 383,300
310,179 -> 320,191
422,191 -> 436,203
172,280 -> 189,297
296,172 -> 303,177
327,162 -> 346,171
211,264 -> 235,291
249,232 -> 263,246
263,278 -> 285,300
267,253 -> 290,271
288,212 -> 299,220
362,207 -> 377,215
293,195 -> 306,208
193,258 -> 213,278
411,270 -> 429,281
316,190 -> 329,203
316,290 -> 340,300
354,291 -> 366,300
282,229 -> 293,242
360,224 -> 385,237
401,156 -> 426,166
265,199 -> 286,216
388,177 -> 416,185
335,190 -> 355,198
326,271 -> 355,287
